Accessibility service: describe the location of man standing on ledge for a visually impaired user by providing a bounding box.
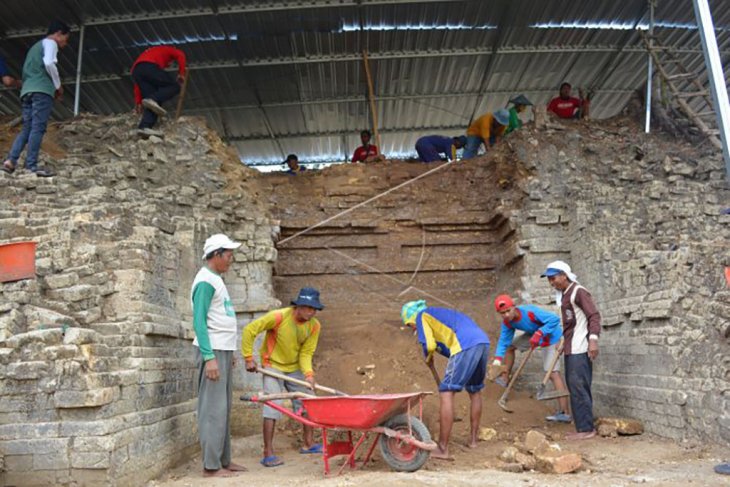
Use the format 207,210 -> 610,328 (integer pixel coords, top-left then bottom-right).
2,21 -> 71,177
191,234 -> 248,477
242,287 -> 324,467
542,260 -> 601,440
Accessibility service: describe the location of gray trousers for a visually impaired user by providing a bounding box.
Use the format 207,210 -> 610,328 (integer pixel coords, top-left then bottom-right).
196,348 -> 233,471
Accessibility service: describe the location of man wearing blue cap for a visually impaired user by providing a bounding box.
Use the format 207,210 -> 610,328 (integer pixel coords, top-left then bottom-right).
401,300 -> 490,460
542,260 -> 602,440
243,287 -> 324,467
463,109 -> 510,159
414,135 -> 467,163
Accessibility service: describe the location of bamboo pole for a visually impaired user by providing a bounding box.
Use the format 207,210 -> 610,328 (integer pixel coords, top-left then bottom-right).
362,50 -> 382,150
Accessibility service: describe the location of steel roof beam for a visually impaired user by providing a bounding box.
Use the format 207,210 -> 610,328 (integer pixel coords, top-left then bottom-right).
185,88 -> 636,112
1,0 -> 465,39
227,124 -> 477,142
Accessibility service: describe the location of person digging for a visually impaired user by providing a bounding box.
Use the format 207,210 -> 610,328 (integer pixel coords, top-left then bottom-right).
242,287 -> 324,467
488,294 -> 571,423
401,300 -> 490,460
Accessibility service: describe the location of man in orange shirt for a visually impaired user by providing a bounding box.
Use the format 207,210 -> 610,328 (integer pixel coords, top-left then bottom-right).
463,109 -> 509,159
131,45 -> 186,134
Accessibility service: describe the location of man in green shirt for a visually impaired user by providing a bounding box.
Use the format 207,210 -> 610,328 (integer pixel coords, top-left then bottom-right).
504,94 -> 533,136
2,21 -> 70,178
191,234 -> 248,477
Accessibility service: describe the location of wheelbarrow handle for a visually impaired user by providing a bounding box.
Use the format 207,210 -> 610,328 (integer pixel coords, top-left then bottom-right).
256,367 -> 349,396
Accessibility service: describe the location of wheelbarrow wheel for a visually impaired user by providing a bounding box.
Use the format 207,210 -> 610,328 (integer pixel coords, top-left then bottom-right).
379,414 -> 431,472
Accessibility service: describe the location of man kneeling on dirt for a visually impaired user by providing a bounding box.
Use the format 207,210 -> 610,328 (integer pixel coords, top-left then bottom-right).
489,294 -> 571,423
401,300 -> 490,460
242,287 -> 323,467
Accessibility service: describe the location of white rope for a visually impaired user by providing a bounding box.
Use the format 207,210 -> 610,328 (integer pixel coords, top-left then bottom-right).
324,246 -> 456,308
277,161 -> 455,246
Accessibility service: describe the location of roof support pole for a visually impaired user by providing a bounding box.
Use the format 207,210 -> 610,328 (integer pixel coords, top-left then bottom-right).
73,24 -> 85,116
644,0 -> 654,133
692,0 -> 730,178
362,50 -> 381,151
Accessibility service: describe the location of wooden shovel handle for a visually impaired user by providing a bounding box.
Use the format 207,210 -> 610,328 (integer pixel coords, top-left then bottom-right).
501,347 -> 534,400
539,337 -> 565,386
256,366 -> 348,396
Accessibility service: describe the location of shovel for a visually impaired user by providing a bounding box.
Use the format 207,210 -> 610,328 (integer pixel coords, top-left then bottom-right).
536,338 -> 570,401
497,347 -> 534,413
256,366 -> 349,396
428,360 -> 463,422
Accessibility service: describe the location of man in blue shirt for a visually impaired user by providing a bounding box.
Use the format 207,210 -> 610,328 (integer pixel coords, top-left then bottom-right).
402,300 -> 490,460
284,154 -> 306,175
415,135 -> 466,163
490,294 -> 571,423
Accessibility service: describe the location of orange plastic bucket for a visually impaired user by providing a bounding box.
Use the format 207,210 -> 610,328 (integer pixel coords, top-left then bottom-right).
0,241 -> 37,283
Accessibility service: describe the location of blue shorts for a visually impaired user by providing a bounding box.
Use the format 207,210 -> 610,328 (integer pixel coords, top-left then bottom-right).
439,343 -> 488,393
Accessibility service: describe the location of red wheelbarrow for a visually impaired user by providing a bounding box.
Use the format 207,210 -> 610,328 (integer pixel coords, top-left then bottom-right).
241,391 -> 436,475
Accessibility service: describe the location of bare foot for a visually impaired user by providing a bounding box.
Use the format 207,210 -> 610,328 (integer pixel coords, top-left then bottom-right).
430,446 -> 455,461
467,440 -> 478,449
203,469 -> 238,478
565,430 -> 596,441
225,461 -> 248,472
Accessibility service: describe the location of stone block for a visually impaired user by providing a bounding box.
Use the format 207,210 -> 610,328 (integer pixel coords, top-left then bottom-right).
524,430 -> 549,453
535,450 -> 582,474
44,272 -> 79,289
71,451 -> 110,469
515,451 -> 537,470
54,387 -> 118,408
33,451 -> 70,470
478,427 -> 497,441
3,438 -> 69,455
595,417 -> 644,435
4,454 -> 33,472
63,327 -> 99,345
6,361 -> 48,380
498,445 -> 519,463
6,329 -> 63,349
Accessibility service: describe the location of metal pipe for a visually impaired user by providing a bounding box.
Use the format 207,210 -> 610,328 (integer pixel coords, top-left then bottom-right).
644,0 -> 654,133
73,25 -> 85,116
692,0 -> 730,179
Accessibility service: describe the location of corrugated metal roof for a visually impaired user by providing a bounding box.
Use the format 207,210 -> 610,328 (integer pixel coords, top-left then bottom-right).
0,0 -> 728,166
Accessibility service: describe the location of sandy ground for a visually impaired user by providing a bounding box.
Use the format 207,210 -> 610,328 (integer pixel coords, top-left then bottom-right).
151,422 -> 730,487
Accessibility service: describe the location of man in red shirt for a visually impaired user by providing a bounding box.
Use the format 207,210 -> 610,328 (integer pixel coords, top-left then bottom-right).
351,130 -> 381,162
131,46 -> 186,134
547,82 -> 590,119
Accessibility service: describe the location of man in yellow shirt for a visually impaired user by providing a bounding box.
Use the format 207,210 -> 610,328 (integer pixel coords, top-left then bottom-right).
463,108 -> 510,159
242,287 -> 323,467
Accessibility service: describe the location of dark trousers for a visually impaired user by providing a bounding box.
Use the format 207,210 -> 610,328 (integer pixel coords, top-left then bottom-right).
132,62 -> 180,129
564,352 -> 594,432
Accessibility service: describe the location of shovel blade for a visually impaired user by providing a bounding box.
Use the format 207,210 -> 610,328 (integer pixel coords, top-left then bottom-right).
497,397 -> 514,413
536,389 -> 571,401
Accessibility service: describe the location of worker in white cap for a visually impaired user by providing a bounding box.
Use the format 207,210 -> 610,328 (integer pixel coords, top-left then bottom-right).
191,234 -> 247,477
541,260 -> 602,440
